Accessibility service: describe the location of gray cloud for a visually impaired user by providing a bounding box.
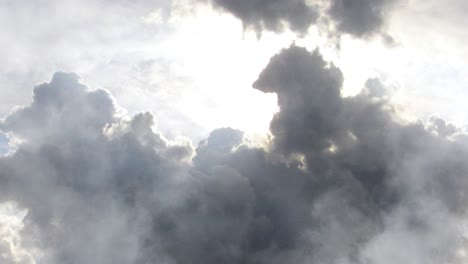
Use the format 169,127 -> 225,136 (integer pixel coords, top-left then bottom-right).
207,0 -> 319,33
327,0 -> 396,37
0,72 -> 193,263
1,46 -> 468,264
204,0 -> 398,37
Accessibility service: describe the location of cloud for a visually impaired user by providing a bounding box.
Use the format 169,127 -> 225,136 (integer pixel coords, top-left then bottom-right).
204,0 -> 398,37
327,0 -> 396,37
0,0 -> 171,117
0,202 -> 33,264
252,45 -> 468,263
1,46 -> 468,263
206,0 -> 319,33
0,72 -> 193,263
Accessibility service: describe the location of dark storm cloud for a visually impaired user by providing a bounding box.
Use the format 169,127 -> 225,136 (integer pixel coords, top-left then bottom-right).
327,0 -> 396,37
254,45 -> 468,211
204,0 -> 398,37
207,0 -> 319,33
1,46 -> 468,264
251,45 -> 468,263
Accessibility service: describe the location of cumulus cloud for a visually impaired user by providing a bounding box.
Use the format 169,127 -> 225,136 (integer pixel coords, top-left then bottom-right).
1,46 -> 468,264
204,0 -> 398,37
252,45 -> 468,263
0,72 -> 193,263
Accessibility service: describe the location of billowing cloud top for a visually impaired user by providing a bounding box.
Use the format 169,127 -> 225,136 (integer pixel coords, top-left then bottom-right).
0,45 -> 467,263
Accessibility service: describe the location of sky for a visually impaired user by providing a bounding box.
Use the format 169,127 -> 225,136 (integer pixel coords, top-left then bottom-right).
0,0 -> 467,263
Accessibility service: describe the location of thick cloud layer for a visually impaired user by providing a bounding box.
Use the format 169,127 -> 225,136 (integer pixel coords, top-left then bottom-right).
205,0 -> 398,37
1,46 -> 468,264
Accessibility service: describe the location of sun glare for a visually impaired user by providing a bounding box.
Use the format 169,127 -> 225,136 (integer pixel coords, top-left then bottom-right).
156,3 -> 298,138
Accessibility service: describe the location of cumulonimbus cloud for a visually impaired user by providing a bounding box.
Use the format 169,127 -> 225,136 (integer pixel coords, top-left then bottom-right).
1,45 -> 467,263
